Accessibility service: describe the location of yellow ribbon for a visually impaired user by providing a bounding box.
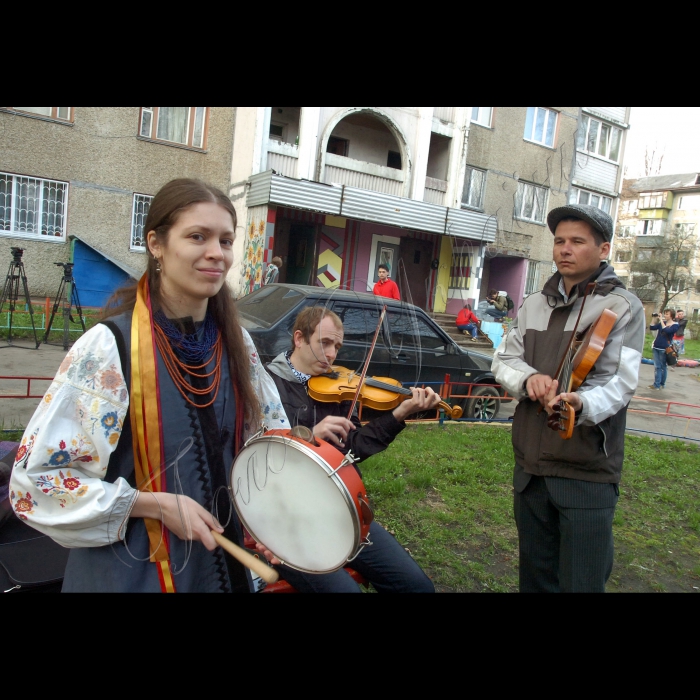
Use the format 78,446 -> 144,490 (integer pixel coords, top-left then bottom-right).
130,275 -> 175,591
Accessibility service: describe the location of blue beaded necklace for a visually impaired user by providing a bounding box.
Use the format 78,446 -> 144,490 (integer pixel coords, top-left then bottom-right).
153,309 -> 219,364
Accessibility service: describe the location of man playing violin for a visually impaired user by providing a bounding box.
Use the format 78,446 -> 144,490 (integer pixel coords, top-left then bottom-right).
265,305 -> 439,592
492,203 -> 644,593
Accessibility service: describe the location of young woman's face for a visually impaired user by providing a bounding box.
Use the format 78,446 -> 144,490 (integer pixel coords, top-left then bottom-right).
148,202 -> 235,320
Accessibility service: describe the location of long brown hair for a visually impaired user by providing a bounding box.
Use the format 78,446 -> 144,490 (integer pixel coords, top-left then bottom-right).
103,178 -> 261,424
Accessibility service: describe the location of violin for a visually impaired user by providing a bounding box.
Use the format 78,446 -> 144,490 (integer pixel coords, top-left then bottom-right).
547,308 -> 618,439
308,366 -> 464,420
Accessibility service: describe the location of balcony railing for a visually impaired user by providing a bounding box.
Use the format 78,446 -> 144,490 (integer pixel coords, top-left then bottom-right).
424,176 -> 447,206
323,152 -> 404,196
266,140 -> 298,178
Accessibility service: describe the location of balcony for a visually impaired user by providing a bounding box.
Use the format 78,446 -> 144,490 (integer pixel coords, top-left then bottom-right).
322,152 -> 405,196
424,176 -> 447,206
267,140 -> 298,178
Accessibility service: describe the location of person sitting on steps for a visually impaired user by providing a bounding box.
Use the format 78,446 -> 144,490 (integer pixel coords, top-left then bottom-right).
456,303 -> 480,341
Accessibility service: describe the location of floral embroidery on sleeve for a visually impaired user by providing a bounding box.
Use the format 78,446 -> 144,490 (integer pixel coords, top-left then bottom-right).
11,489 -> 38,519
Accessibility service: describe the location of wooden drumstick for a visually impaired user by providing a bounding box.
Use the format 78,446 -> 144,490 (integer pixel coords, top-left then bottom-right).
211,530 -> 279,584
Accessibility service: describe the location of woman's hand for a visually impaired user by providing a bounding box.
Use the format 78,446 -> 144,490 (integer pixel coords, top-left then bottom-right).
131,491 -> 224,551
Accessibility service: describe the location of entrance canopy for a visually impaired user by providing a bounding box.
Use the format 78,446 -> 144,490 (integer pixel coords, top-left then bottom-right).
247,170 -> 496,243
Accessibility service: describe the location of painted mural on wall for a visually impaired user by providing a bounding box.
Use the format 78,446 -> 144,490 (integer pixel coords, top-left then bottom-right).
241,219 -> 266,294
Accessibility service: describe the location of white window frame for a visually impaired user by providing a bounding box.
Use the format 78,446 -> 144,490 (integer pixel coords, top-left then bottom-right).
524,107 -> 558,148
615,249 -> 632,263
639,192 -> 667,209
675,222 -> 696,236
621,199 -> 638,216
0,171 -> 68,242
461,166 -> 486,210
514,181 -> 548,224
130,194 -> 153,251
678,194 -> 700,210
617,225 -> 636,238
7,107 -> 72,122
139,107 -> 208,149
470,107 -> 492,128
669,278 -> 685,293
570,187 -> 612,215
638,219 -> 664,236
578,115 -> 622,163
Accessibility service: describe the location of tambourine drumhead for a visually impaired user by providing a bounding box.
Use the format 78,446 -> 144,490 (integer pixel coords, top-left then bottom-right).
230,433 -> 363,574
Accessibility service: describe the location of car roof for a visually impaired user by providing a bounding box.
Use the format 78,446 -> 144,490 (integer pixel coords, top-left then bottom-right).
256,283 -> 416,311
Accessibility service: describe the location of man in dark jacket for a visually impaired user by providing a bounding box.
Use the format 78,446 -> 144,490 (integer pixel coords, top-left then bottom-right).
265,305 -> 439,593
492,203 -> 644,592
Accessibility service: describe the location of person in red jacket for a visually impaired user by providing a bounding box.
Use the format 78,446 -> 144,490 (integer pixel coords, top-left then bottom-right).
456,303 -> 480,340
373,264 -> 400,300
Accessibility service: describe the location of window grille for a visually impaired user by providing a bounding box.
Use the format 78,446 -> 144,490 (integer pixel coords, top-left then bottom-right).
449,251 -> 471,289
131,194 -> 153,250
0,172 -> 67,241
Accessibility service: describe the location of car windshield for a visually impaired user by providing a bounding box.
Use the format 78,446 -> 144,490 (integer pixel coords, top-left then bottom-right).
236,286 -> 305,328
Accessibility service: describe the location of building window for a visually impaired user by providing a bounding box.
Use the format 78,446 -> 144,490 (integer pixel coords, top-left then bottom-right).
670,250 -> 690,267
635,249 -> 653,262
678,194 -> 700,210
570,187 -> 612,215
7,107 -> 72,122
139,107 -> 208,149
462,166 -> 486,210
615,250 -> 632,263
524,107 -> 557,148
638,219 -> 664,236
634,274 -> 649,287
0,172 -> 68,242
326,136 -> 349,157
639,192 -> 668,209
449,251 -> 471,290
387,151 -> 402,169
269,121 -> 286,141
524,260 -> 540,295
471,107 -> 492,127
578,115 -> 622,162
131,194 -> 152,251
696,281 -> 700,295
669,278 -> 686,293
621,199 -> 638,216
617,225 -> 636,238
514,181 -> 548,224
617,275 -> 629,288
675,222 -> 696,236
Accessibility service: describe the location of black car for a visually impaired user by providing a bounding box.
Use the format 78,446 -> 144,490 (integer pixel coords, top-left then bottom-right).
236,284 -> 509,420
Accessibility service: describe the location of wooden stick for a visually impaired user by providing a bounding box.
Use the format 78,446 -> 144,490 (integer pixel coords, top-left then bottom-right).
211,531 -> 279,584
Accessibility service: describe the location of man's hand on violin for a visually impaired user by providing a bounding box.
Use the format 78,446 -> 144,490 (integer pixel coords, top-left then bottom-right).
526,373 -> 556,406
547,390 -> 583,416
313,415 -> 356,449
392,386 -> 441,422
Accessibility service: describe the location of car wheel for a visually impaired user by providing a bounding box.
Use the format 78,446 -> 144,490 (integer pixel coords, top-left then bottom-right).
464,385 -> 500,421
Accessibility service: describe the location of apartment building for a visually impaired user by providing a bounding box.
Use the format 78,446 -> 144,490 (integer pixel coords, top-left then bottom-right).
231,107 -> 630,314
0,107 -> 235,305
612,172 -> 700,321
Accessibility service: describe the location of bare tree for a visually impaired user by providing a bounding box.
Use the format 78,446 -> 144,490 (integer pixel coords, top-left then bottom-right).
643,144 -> 665,177
629,222 -> 696,310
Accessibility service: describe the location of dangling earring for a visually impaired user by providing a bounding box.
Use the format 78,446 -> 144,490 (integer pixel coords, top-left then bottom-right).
155,258 -> 162,273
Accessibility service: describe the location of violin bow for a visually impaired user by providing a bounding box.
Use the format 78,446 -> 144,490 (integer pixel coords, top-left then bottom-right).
346,304 -> 388,420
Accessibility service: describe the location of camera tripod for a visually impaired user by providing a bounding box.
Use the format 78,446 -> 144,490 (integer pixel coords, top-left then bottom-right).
0,247 -> 40,349
44,262 -> 86,350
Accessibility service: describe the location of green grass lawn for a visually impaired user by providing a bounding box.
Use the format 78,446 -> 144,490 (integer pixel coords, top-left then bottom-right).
642,332 -> 699,360
0,303 -> 101,342
361,423 -> 700,593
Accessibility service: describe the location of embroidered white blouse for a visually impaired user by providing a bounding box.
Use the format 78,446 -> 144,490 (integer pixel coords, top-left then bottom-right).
9,324 -> 289,548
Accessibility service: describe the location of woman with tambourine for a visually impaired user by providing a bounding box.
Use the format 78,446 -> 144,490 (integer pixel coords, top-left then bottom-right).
9,179 -> 289,592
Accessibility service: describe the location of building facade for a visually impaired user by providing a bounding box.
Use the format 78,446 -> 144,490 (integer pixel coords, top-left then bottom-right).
232,107 -> 631,314
611,172 -> 700,322
0,106 -> 235,305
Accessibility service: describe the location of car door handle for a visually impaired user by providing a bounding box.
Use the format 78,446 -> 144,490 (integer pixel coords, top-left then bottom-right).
396,353 -> 409,363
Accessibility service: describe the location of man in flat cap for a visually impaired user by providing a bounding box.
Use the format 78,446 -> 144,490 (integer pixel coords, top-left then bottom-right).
492,203 -> 644,592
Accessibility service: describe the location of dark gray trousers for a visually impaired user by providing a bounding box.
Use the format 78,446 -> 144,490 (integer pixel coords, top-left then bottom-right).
514,474 -> 619,593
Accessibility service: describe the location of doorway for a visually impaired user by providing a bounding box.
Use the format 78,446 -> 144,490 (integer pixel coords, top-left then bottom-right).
398,237 -> 433,310
285,224 -> 317,286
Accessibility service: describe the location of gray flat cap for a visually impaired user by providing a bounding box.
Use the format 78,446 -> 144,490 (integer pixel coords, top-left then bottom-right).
547,203 -> 613,242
